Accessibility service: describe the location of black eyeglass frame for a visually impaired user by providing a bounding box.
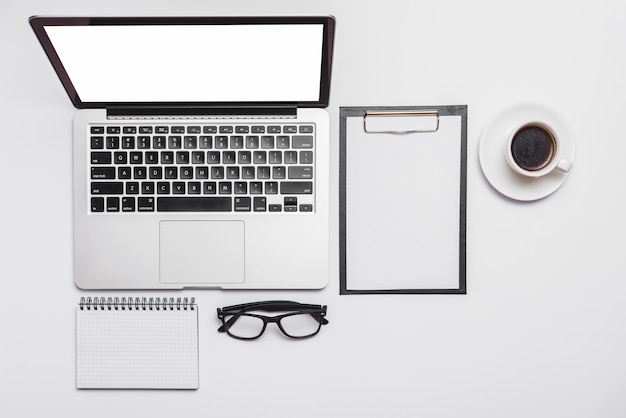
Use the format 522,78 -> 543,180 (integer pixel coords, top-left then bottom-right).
217,300 -> 329,340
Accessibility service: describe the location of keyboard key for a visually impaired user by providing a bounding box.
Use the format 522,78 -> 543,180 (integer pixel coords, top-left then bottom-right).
251,126 -> 265,133
265,181 -> 278,194
91,126 -> 104,134
246,135 -> 259,149
203,182 -> 216,194
199,136 -> 212,149
267,126 -> 281,133
176,151 -> 190,164
114,151 -> 127,164
126,182 -> 139,194
223,151 -> 236,164
272,166 -> 286,179
203,126 -> 217,134
157,182 -> 170,194
180,167 -> 193,179
283,126 -> 297,133
122,136 -> 135,149
211,166 -> 224,179
219,126 -> 233,134
184,136 -> 198,149
227,166 -> 240,179
173,182 -> 186,194
300,151 -> 314,164
192,151 -> 205,164
234,197 -> 251,211
253,151 -> 267,164
234,182 -> 247,194
269,204 -> 282,212
106,126 -> 120,134
269,151 -> 282,164
161,151 -> 174,164
219,182 -> 232,194
299,125 -> 314,133
187,126 -> 201,133
154,136 -> 166,149
157,197 -> 232,212
139,126 -> 153,134
261,136 -> 274,148
118,167 -> 131,179
123,126 -> 137,134
288,166 -> 313,179
137,136 -> 151,149
292,135 -> 314,148
165,167 -> 178,179
207,152 -> 220,164
106,136 -> 120,149
280,181 -> 313,194
188,182 -> 201,194
91,197 -> 104,212
138,197 -> 155,212
168,136 -> 182,149
299,204 -> 313,212
149,167 -> 162,179
155,126 -> 169,134
133,167 -> 147,179
235,126 -> 249,133
250,182 -> 263,194
106,197 -> 120,212
122,197 -> 135,212
145,152 -> 158,164
195,167 -> 209,179
230,136 -> 244,149
91,136 -> 104,149
91,152 -> 112,164
284,151 -> 298,164
142,181 -> 155,194
253,197 -> 267,211
277,136 -> 289,149
91,167 -> 115,179
171,126 -> 185,133
91,182 -> 123,195
215,136 -> 228,149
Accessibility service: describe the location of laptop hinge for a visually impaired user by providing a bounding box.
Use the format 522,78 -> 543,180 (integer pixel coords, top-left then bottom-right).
106,105 -> 297,120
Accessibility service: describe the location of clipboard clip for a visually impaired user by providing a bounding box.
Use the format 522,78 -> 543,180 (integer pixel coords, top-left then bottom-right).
363,110 -> 439,134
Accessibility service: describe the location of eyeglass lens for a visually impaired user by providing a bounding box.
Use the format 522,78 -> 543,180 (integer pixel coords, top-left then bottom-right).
223,312 -> 322,339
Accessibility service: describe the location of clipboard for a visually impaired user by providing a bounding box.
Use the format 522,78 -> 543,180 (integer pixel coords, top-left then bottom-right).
339,105 -> 467,294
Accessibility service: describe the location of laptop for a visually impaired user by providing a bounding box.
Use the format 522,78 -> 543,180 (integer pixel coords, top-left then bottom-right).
30,16 -> 335,289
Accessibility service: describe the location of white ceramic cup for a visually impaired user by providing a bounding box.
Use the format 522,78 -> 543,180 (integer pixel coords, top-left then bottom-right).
505,121 -> 572,178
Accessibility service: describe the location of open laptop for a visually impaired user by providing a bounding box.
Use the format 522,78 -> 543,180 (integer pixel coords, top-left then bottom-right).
30,16 -> 335,289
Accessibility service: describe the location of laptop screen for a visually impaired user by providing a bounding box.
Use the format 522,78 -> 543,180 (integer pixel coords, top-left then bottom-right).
30,16 -> 335,109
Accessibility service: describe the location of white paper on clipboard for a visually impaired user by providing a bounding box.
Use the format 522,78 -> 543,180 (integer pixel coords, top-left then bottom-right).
339,106 -> 467,294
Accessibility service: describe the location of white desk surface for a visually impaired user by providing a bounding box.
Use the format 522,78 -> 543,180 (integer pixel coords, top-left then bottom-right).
3,1 -> 626,417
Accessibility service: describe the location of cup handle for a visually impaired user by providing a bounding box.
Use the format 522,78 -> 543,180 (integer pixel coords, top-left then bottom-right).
556,158 -> 572,173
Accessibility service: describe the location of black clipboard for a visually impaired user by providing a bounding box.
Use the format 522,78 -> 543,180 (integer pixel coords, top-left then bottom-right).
339,105 -> 467,294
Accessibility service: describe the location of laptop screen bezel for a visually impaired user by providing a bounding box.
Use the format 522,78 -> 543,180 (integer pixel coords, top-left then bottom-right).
29,16 -> 335,110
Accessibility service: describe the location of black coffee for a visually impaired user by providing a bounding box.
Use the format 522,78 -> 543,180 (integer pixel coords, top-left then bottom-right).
511,125 -> 555,171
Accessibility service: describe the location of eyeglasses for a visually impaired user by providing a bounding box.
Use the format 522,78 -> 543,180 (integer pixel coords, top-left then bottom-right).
217,300 -> 329,340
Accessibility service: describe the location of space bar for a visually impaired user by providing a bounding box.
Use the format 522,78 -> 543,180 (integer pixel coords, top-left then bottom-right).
157,197 -> 232,212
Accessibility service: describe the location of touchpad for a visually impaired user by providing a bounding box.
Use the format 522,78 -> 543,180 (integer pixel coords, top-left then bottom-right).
160,221 -> 245,284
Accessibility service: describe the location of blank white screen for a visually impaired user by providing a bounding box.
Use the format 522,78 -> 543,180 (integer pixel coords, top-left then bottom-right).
44,24 -> 324,103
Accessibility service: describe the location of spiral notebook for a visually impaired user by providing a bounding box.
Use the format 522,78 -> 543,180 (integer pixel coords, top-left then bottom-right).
76,296 -> 199,389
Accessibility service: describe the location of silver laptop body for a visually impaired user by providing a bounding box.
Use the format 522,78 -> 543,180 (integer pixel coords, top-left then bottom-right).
30,16 -> 335,289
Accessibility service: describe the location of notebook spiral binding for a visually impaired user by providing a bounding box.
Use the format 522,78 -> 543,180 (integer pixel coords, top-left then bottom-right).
79,296 -> 196,311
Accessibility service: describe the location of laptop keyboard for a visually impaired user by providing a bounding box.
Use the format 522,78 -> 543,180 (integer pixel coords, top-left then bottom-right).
89,123 -> 315,213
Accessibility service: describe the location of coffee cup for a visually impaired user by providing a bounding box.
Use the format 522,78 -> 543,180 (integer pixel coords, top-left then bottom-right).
505,121 -> 572,178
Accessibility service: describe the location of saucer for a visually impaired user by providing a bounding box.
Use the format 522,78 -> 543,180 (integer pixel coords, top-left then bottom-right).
478,103 -> 576,201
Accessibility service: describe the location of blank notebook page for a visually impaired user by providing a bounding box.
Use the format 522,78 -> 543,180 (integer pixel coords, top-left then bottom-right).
76,298 -> 198,389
